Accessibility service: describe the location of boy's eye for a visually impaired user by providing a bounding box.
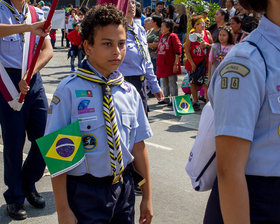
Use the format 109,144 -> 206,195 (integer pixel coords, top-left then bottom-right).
103,42 -> 112,46
119,42 -> 126,47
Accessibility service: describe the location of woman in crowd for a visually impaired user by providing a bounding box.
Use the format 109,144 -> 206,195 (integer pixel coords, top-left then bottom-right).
65,8 -> 78,48
144,6 -> 152,17
208,26 -> 235,83
174,3 -> 187,44
230,16 -> 249,43
147,15 -> 162,84
166,4 -> 177,21
156,19 -> 182,105
204,0 -> 280,223
185,16 -> 213,110
207,9 -> 229,42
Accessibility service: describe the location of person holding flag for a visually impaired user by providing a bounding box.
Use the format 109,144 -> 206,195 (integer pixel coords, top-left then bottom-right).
0,0 -> 53,220
45,4 -> 153,224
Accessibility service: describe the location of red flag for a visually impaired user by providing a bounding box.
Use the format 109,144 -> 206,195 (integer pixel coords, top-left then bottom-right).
96,0 -> 128,13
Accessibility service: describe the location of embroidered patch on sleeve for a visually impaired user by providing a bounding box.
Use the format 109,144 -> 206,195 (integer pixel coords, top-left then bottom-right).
51,96 -> 60,105
230,77 -> 239,89
220,63 -> 250,77
221,77 -> 228,89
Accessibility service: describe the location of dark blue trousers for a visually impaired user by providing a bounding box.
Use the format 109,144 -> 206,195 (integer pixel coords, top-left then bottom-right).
124,76 -> 148,117
0,69 -> 48,204
67,170 -> 135,224
204,176 -> 280,223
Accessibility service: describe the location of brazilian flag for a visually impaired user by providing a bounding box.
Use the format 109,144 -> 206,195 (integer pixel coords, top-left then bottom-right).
36,121 -> 85,177
173,95 -> 194,116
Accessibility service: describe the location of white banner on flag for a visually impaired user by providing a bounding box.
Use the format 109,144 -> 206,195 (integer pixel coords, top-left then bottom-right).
45,10 -> 65,29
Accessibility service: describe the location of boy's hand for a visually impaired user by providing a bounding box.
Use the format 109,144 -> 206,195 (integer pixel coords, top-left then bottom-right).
154,91 -> 164,101
139,198 -> 153,224
57,208 -> 78,224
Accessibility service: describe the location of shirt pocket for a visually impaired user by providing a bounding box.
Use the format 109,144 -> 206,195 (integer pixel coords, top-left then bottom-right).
78,116 -> 106,152
268,93 -> 280,114
2,34 -> 21,53
121,113 -> 139,148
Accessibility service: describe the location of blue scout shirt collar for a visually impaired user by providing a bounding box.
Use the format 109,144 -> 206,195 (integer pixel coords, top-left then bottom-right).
258,16 -> 280,52
8,0 -> 28,19
84,59 -> 124,82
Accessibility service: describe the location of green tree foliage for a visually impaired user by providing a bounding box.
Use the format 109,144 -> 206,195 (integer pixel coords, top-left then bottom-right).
172,0 -> 220,24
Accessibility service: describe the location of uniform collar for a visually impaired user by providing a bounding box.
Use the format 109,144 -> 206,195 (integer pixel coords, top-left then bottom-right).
9,0 -> 27,15
258,16 -> 280,51
84,60 -> 122,82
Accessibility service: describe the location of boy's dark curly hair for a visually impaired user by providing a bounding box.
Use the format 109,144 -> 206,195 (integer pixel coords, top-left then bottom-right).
81,4 -> 127,45
239,0 -> 267,13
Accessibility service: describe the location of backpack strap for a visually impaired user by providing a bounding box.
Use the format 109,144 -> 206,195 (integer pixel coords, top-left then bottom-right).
244,40 -> 268,79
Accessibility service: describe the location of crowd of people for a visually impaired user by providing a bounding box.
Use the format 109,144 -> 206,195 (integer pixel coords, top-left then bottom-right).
1,0 -> 279,223
130,0 -> 260,111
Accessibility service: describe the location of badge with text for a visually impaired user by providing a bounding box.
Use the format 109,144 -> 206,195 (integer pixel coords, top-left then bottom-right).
78,100 -> 95,114
75,90 -> 93,97
230,77 -> 239,89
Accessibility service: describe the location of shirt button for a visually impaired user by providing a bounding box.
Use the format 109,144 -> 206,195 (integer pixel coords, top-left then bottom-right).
87,125 -> 91,129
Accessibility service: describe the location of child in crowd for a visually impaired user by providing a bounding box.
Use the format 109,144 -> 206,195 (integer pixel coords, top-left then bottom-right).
45,5 -> 153,224
208,26 -> 235,83
67,22 -> 83,72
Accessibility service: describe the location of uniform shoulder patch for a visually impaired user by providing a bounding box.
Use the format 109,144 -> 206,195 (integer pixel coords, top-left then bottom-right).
51,96 -> 60,104
220,63 -> 250,77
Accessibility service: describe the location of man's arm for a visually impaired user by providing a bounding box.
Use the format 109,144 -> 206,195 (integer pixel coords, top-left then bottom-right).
216,135 -> 250,224
0,21 -> 51,37
19,39 -> 53,94
132,141 -> 153,224
51,174 -> 78,224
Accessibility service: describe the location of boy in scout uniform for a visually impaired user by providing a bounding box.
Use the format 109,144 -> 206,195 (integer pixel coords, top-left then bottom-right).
45,5 -> 153,224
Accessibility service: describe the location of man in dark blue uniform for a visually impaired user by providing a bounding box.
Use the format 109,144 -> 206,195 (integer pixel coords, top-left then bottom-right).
0,0 -> 53,220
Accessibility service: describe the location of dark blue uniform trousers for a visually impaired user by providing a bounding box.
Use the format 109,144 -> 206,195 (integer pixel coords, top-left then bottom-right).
124,76 -> 148,117
204,176 -> 280,223
67,169 -> 135,224
0,69 -> 48,204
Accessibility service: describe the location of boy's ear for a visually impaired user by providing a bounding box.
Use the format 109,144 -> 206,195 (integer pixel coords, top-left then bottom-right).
83,40 -> 91,56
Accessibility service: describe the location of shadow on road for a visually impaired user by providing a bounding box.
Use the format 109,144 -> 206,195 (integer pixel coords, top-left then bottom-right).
0,191 -> 56,223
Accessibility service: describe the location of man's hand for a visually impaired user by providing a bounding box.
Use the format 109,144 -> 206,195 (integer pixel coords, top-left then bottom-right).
18,77 -> 30,94
154,91 -> 164,101
139,198 -> 153,224
29,21 -> 51,37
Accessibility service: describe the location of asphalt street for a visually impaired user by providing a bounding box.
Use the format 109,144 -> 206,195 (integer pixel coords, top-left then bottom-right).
0,31 -> 210,224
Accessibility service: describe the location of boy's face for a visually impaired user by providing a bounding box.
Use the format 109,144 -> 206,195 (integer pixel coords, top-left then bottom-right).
74,24 -> 80,31
84,24 -> 126,78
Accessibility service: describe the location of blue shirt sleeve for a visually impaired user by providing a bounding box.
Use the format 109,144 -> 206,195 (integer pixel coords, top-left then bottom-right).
45,78 -> 73,135
208,42 -> 266,141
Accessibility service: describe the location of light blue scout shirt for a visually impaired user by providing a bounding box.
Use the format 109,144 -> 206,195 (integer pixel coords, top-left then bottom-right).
118,21 -> 161,94
208,16 -> 280,177
45,60 -> 153,177
0,1 -> 45,69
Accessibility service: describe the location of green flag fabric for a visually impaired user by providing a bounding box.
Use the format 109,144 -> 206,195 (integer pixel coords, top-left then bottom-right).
36,121 -> 85,177
172,95 -> 195,116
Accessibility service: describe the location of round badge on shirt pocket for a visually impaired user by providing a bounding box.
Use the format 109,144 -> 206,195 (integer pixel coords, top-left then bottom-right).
82,134 -> 98,151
